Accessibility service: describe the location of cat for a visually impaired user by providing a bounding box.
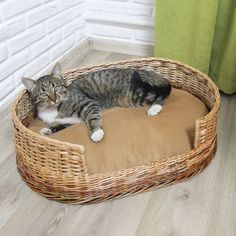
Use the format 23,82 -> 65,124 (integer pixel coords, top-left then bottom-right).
22,63 -> 171,142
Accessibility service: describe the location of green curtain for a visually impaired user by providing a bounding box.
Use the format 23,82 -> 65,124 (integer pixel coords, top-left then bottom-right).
155,0 -> 236,94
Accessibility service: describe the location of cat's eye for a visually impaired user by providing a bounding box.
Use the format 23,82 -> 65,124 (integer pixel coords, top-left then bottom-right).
54,86 -> 60,92
40,92 -> 48,97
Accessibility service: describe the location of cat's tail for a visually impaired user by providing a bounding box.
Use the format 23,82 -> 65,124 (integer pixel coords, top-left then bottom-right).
132,69 -> 172,100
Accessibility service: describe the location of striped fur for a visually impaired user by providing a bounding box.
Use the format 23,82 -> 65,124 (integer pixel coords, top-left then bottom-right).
22,63 -> 171,142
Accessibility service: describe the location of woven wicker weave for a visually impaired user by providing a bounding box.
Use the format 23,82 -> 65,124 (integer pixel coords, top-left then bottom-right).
12,58 -> 220,204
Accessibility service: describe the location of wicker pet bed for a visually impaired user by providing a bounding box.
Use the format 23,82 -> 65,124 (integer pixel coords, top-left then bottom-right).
12,58 -> 220,204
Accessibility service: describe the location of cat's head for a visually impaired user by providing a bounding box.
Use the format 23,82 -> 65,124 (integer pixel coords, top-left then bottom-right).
22,63 -> 67,108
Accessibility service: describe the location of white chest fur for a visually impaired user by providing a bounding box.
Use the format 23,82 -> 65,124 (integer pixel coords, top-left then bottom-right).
38,107 -> 81,125
38,108 -> 58,124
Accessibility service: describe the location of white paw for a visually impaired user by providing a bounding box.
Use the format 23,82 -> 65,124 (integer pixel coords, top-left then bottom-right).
147,104 -> 163,116
91,129 -> 104,142
40,128 -> 52,136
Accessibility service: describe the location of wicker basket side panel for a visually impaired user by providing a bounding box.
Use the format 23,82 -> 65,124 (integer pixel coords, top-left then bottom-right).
83,138 -> 216,204
16,137 -> 216,204
66,138 -> 216,204
13,94 -> 88,189
15,130 -> 87,175
157,63 -> 220,148
14,91 -> 37,126
194,114 -> 217,146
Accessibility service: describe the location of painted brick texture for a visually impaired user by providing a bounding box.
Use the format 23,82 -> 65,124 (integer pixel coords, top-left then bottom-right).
0,0 -> 86,106
0,0 -> 154,107
85,0 -> 155,43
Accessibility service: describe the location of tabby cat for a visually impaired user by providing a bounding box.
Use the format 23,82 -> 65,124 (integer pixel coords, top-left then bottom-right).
22,63 -> 171,142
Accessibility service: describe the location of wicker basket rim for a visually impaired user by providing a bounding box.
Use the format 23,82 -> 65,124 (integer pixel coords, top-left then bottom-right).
12,57 -> 220,157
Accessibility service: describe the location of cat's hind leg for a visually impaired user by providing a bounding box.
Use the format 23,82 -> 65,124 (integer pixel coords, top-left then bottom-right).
147,100 -> 164,116
147,104 -> 163,116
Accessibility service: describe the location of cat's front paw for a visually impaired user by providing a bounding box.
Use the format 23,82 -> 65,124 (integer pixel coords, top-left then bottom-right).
40,128 -> 52,136
91,129 -> 104,142
147,104 -> 163,116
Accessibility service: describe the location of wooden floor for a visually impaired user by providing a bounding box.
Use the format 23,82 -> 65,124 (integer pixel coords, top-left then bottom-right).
0,50 -> 236,236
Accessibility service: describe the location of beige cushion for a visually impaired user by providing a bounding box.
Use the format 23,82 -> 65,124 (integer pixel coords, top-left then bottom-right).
29,88 -> 208,174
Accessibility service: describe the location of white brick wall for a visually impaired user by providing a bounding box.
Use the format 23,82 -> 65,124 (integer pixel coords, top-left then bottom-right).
0,0 -> 86,107
1,0 -> 41,20
0,0 -> 154,108
0,43 -> 8,63
85,0 -> 155,43
26,2 -> 58,27
0,16 -> 25,42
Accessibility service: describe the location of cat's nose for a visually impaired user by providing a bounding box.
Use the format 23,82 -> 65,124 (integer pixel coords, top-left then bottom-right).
49,94 -> 56,102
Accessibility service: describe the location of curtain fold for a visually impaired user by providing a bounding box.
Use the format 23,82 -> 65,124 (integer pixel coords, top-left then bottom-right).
155,0 -> 236,94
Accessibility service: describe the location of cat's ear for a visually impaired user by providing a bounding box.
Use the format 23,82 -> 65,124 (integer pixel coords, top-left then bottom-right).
22,77 -> 36,91
51,63 -> 62,79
